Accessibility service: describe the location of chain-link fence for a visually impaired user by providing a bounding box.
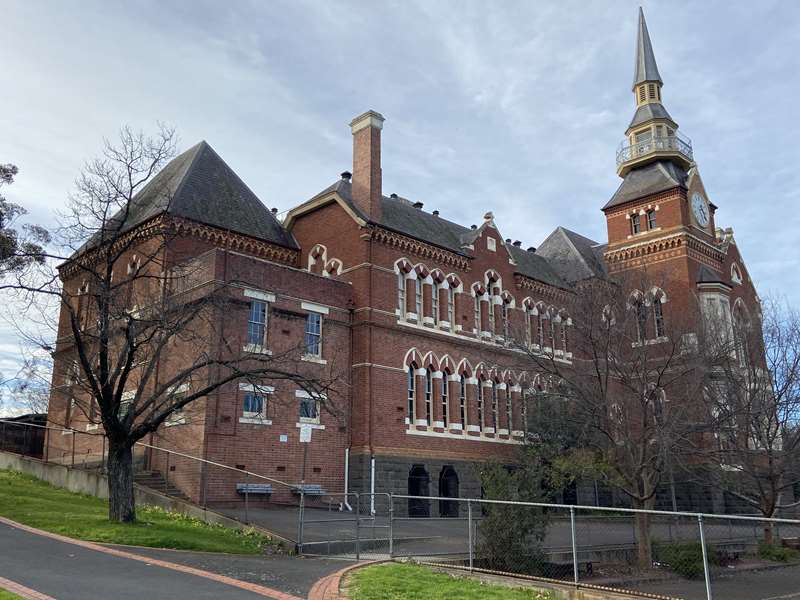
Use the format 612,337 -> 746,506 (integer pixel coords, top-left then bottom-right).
3,419 -> 800,599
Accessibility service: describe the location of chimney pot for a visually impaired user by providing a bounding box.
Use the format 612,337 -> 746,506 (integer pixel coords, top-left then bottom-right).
471,224 -> 477,230
433,210 -> 439,217
271,208 -> 278,215
390,193 -> 398,199
341,171 -> 352,181
412,201 -> 423,209
505,238 -> 511,244
527,246 -> 536,252
513,240 -> 521,247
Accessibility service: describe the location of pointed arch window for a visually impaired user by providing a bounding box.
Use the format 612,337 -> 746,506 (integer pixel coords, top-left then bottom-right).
425,368 -> 433,424
431,280 -> 440,325
407,363 -> 416,422
415,278 -> 423,317
459,374 -> 467,428
653,298 -> 665,338
491,381 -> 499,430
631,213 -> 642,235
506,383 -> 513,432
441,371 -> 449,427
477,379 -> 485,429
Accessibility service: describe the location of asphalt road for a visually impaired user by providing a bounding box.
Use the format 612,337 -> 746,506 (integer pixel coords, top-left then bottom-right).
0,521 -> 288,600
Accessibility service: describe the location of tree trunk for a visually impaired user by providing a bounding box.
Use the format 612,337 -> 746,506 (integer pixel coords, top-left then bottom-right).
107,439 -> 136,523
633,498 -> 655,571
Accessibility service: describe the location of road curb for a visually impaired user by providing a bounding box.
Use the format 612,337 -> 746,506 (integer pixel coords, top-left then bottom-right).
306,561 -> 383,600
0,515 -> 303,600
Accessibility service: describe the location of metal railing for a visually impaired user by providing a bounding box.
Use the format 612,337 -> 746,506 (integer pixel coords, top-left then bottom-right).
616,133 -> 693,166
3,419 -> 800,600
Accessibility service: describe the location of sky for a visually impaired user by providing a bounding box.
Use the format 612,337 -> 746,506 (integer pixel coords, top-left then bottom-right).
1,0 -> 799,411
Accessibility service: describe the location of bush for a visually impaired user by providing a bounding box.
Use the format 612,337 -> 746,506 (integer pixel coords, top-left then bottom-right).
654,542 -> 719,579
758,542 -> 800,563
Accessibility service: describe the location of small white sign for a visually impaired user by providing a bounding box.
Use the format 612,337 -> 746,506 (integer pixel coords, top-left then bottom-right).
299,425 -> 313,443
279,434 -> 288,443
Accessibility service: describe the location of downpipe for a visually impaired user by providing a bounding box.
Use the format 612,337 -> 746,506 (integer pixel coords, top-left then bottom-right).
343,447 -> 352,511
370,455 -> 376,515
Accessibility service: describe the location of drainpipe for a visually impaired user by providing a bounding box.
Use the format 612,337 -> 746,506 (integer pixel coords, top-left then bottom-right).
343,447 -> 352,511
370,455 -> 376,515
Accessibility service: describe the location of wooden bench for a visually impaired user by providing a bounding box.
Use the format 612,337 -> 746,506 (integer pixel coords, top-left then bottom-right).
236,483 -> 273,495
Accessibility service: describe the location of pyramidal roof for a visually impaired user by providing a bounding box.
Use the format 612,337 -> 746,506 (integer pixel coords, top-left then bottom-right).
633,7 -> 662,88
86,141 -> 297,251
536,227 -> 607,283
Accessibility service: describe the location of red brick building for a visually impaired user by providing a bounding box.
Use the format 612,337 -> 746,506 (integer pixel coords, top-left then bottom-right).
46,10 -> 761,514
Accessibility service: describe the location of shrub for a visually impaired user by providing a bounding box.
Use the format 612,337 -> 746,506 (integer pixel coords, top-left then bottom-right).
654,542 -> 719,579
758,542 -> 800,563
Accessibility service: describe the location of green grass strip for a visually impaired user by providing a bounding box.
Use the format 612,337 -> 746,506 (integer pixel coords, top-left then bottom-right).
0,589 -> 25,600
0,469 -> 274,554
348,563 -> 556,600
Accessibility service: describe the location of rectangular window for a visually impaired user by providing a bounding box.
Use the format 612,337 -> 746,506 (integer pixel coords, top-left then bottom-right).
631,213 -> 641,235
636,302 -> 648,342
474,297 -> 481,332
502,304 -> 510,339
165,385 -> 188,426
243,392 -> 266,417
647,210 -> 657,230
488,293 -> 495,333
425,369 -> 432,424
506,393 -> 513,432
447,288 -> 454,325
415,280 -> 422,317
562,323 -> 568,353
407,367 -> 416,421
247,300 -> 268,346
537,314 -> 544,347
491,384 -> 498,429
299,396 -> 318,422
304,313 -> 322,357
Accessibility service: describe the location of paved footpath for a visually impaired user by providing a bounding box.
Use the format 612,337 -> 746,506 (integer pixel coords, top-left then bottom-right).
0,518 -> 323,600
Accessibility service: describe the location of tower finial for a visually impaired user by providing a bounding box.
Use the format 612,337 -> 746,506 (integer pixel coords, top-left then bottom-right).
633,7 -> 662,90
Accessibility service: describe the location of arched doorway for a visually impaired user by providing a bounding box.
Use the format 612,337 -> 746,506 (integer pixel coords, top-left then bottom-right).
408,465 -> 430,518
438,466 -> 459,517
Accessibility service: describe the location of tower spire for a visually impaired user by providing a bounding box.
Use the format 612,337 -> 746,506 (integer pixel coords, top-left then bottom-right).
633,7 -> 662,89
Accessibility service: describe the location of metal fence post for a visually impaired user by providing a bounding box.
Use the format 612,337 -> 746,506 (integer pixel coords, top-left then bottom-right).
698,515 -> 713,600
165,452 -> 170,493
244,471 -> 250,525
467,499 -> 474,571
71,431 -> 75,468
388,493 -> 394,558
297,491 -> 305,555
570,506 -> 579,585
355,493 -> 361,561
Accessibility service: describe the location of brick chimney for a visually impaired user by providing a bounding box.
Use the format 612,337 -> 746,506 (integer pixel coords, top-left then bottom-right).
350,110 -> 385,222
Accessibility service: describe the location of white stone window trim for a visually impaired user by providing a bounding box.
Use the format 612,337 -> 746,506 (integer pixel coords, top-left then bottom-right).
244,289 -> 276,303
301,354 -> 327,365
85,423 -> 99,431
243,343 -> 273,356
296,389 -> 324,425
301,301 -> 330,315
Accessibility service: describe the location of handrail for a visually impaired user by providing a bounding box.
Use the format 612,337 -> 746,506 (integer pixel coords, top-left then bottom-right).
616,134 -> 693,166
0,418 -> 299,491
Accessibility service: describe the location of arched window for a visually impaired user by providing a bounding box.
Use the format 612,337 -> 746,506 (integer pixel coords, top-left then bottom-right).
561,320 -> 569,353
477,378 -> 485,428
653,298 -> 665,338
491,380 -> 499,430
537,308 -> 545,348
415,278 -> 423,318
407,363 -> 416,422
425,368 -> 433,424
505,382 -> 513,432
459,374 -> 467,428
441,371 -> 449,427
431,279 -> 440,325
447,287 -> 455,325
398,272 -> 406,315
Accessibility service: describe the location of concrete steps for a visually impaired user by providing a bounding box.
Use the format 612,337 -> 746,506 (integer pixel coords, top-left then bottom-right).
134,470 -> 190,501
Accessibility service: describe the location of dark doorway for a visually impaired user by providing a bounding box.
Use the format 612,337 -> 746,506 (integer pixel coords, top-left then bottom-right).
408,464 -> 430,517
438,466 -> 459,517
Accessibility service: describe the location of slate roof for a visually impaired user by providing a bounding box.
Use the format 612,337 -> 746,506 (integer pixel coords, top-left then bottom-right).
633,7 -> 662,88
697,264 -> 730,286
628,102 -> 674,130
536,227 -> 607,283
310,179 -> 570,288
82,141 -> 297,252
603,160 -> 687,210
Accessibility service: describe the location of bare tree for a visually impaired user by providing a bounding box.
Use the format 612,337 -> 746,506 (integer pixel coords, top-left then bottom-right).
696,296 -> 800,541
5,127 -> 345,522
516,272 -> 708,569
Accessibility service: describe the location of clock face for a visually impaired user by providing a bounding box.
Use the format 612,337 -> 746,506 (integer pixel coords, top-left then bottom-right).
691,192 -> 709,227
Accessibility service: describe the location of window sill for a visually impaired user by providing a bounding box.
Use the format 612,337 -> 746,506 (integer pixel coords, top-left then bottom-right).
301,354 -> 327,365
165,417 -> 187,427
632,336 -> 669,348
239,416 -> 272,425
243,344 -> 272,355
296,422 -> 325,430
61,429 -> 74,435
85,423 -> 99,431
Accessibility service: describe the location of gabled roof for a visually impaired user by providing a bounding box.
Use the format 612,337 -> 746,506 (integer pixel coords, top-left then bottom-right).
633,7 -> 662,88
536,227 -> 607,283
305,179 -> 571,288
85,141 -> 297,251
604,160 -> 687,210
628,102 -> 674,130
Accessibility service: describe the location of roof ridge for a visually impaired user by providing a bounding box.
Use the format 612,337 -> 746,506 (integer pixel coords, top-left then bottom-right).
169,141 -> 208,213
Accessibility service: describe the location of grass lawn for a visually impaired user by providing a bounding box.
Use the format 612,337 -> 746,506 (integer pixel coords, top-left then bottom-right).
0,469 -> 273,554
0,590 -> 24,600
347,563 -> 555,600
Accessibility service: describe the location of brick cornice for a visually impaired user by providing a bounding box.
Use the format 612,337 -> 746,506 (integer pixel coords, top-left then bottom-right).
369,225 -> 471,271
